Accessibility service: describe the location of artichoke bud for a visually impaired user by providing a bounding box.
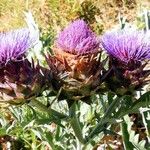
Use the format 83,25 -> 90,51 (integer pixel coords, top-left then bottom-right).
46,20 -> 105,102
102,29 -> 150,95
0,60 -> 46,106
0,28 -> 46,106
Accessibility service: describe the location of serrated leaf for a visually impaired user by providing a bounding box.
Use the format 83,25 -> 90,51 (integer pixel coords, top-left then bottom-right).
23,120 -> 35,129
138,140 -> 146,148
114,92 -> 150,119
133,134 -> 139,144
129,130 -> 136,141
131,91 -> 150,112
124,115 -> 147,150
114,96 -> 133,118
31,129 -> 42,140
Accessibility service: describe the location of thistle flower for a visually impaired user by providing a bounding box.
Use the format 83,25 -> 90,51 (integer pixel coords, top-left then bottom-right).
0,28 -> 46,106
101,29 -> 150,94
0,28 -> 34,66
101,29 -> 150,69
56,19 -> 99,55
53,19 -> 101,78
46,20 -> 105,103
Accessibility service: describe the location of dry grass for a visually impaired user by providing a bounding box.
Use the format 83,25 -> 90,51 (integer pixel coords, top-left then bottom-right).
0,0 -> 47,31
0,0 -> 150,33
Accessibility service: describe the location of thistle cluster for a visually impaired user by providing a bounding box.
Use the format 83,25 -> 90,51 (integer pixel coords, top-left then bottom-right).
0,20 -> 150,106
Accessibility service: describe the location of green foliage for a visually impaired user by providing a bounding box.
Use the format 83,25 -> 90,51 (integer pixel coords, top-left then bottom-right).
1,1 -> 150,149
122,115 -> 147,150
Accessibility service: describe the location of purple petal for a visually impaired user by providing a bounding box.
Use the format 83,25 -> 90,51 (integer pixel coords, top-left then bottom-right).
0,28 -> 34,66
101,29 -> 150,64
56,19 -> 99,55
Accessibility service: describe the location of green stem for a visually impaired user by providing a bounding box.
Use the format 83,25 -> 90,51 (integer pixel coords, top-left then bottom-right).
87,97 -> 120,141
69,102 -> 86,145
121,122 -> 134,150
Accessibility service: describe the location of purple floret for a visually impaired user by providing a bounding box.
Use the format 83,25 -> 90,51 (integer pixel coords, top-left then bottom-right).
101,29 -> 150,64
0,28 -> 33,66
56,19 -> 99,55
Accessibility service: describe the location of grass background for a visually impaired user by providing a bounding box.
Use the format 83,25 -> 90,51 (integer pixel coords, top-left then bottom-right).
1,0 -> 150,34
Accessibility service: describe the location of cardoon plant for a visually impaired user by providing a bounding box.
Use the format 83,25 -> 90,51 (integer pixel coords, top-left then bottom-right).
0,28 -> 46,106
45,19 -> 107,145
101,29 -> 150,94
46,20 -> 105,103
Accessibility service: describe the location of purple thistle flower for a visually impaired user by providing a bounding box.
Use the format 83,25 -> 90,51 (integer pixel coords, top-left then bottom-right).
56,19 -> 99,55
0,28 -> 34,66
101,29 -> 150,65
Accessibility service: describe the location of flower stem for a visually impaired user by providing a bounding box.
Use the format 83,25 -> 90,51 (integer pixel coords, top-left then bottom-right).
121,121 -> 134,150
69,102 -> 86,145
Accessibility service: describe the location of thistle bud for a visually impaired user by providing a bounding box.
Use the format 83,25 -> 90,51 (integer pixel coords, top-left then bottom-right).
0,28 -> 46,106
101,29 -> 150,94
46,20 -> 105,103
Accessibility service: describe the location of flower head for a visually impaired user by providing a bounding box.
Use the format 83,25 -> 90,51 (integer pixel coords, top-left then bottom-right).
45,20 -> 105,103
101,29 -> 150,67
0,28 -> 33,67
56,19 -> 99,55
0,28 -> 46,106
102,29 -> 150,94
